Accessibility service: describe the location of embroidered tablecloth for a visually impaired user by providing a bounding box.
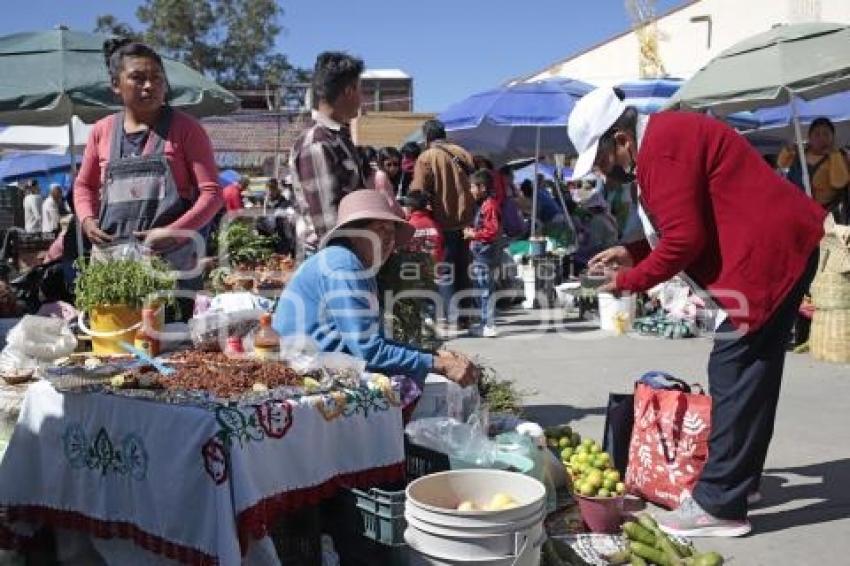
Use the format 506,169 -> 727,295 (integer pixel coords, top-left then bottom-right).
0,380 -> 404,565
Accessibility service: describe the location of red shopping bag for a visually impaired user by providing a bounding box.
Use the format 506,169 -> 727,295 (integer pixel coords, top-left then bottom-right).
625,377 -> 712,509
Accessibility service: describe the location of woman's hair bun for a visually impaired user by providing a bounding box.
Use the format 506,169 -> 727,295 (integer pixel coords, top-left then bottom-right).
103,37 -> 133,68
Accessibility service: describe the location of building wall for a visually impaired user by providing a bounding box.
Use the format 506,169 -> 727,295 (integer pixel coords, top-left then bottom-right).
360,78 -> 413,112
526,0 -> 850,86
351,112 -> 435,148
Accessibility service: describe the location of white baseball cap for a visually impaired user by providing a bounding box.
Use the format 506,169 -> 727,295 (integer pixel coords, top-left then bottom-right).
567,87 -> 626,180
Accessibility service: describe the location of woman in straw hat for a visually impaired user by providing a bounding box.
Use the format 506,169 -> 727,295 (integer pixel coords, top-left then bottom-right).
272,190 -> 479,389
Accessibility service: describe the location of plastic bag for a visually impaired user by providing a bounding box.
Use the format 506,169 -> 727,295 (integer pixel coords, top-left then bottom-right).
90,241 -> 149,263
5,316 -> 76,361
405,411 -> 496,468
188,308 -> 264,351
0,316 -> 77,375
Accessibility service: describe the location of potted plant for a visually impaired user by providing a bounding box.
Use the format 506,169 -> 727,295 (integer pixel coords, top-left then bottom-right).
74,257 -> 176,355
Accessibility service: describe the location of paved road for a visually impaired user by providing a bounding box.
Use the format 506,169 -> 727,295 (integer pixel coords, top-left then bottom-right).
445,308 -> 850,566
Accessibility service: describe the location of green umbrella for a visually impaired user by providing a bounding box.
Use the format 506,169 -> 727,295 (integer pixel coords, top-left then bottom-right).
0,28 -> 239,126
668,22 -> 850,195
668,22 -> 850,114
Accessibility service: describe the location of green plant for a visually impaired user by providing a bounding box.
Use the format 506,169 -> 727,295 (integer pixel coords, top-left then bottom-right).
218,219 -> 276,266
477,365 -> 525,416
74,257 -> 176,312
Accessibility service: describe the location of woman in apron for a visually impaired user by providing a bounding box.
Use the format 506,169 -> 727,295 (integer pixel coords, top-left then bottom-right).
73,39 -> 223,293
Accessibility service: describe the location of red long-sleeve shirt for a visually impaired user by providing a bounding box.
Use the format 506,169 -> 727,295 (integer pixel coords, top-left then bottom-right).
471,197 -> 501,243
617,112 -> 825,333
74,110 -> 223,232
406,209 -> 445,264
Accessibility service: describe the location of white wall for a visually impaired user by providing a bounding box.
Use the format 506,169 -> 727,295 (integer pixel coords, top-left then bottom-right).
527,0 -> 850,86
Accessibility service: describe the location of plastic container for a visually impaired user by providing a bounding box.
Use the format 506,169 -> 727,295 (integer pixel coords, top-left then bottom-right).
352,486 -> 407,545
253,312 -> 280,360
597,292 -> 636,333
514,424 -> 557,514
82,304 -> 141,355
404,469 -> 546,566
574,494 -> 624,534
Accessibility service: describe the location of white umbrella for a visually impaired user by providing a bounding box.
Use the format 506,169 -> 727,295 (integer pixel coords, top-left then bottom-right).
0,115 -> 92,154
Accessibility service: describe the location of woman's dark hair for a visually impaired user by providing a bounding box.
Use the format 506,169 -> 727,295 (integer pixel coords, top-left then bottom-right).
312,51 -> 364,105
809,117 -> 835,135
519,179 -> 534,198
403,191 -> 431,211
473,155 -> 494,171
422,119 -> 447,143
357,146 -> 377,174
103,37 -> 166,86
470,169 -> 494,192
400,141 -> 422,159
378,147 -> 401,167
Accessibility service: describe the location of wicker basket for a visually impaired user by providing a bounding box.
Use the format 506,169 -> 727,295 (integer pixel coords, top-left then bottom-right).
810,308 -> 850,363
810,270 -> 850,310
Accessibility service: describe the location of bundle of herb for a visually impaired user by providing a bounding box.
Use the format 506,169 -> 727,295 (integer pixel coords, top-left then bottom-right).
74,257 -> 176,312
217,220 -> 276,267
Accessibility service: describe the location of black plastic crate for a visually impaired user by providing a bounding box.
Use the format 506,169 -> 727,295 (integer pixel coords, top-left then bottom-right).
352,485 -> 406,546
268,505 -> 322,566
404,436 -> 449,481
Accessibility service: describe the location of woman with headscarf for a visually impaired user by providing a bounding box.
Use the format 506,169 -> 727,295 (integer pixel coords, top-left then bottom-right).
73,38 -> 223,287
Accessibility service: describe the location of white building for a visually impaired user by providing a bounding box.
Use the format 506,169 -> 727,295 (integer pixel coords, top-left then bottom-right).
517,0 -> 850,86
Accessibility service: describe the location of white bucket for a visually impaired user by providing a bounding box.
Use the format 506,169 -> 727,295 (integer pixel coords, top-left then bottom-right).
597,292 -> 636,333
404,470 -> 546,566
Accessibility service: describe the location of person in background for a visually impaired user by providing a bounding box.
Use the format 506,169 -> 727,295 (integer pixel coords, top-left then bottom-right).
23,181 -> 42,234
259,178 -> 296,256
74,38 -> 222,287
358,145 -> 379,188
291,51 -> 366,256
572,176 -> 619,272
398,141 -> 421,196
411,119 -> 475,327
777,117 -> 849,223
464,169 -> 503,338
42,183 -> 63,236
222,176 -> 249,212
273,190 -> 479,391
402,190 -> 448,325
572,86 -> 825,538
375,146 -> 402,199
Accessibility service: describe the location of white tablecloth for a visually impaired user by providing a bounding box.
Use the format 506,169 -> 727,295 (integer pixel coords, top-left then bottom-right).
0,380 -> 404,565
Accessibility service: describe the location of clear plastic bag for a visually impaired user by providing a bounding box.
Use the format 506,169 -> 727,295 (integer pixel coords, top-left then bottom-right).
0,316 -> 78,376
188,308 -> 264,351
404,410 -> 497,468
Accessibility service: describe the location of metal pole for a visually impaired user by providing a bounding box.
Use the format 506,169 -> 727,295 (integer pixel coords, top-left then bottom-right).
530,126 -> 541,238
789,90 -> 812,197
67,118 -> 77,179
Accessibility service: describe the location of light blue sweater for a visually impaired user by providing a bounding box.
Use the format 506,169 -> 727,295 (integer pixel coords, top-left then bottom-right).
272,245 -> 434,385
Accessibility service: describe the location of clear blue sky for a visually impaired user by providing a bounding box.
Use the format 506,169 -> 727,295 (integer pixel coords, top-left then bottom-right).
0,0 -> 683,112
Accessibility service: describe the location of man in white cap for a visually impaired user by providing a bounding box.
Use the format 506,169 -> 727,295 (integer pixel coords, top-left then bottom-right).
568,87 -> 825,537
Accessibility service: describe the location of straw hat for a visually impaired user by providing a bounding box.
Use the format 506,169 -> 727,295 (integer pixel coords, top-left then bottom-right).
319,189 -> 415,250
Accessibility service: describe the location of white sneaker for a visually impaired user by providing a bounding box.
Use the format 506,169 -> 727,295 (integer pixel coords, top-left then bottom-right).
481,325 -> 498,338
656,495 -> 751,538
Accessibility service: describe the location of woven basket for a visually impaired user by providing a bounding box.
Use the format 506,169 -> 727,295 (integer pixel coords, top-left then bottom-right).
810,308 -> 850,363
820,225 -> 850,274
810,270 -> 850,310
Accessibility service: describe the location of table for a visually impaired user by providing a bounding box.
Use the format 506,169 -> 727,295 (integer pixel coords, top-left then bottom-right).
0,380 -> 405,565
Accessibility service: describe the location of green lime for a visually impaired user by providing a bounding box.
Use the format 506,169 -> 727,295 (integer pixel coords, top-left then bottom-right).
558,437 -> 570,448
615,482 -> 626,495
604,469 -> 620,482
597,488 -> 611,498
560,447 -> 574,461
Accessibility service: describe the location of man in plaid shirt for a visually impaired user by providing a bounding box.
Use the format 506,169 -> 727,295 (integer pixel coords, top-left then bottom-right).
291,52 -> 366,256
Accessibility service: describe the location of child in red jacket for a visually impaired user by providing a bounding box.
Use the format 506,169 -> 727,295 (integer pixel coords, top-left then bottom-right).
464,169 -> 503,337
402,191 -> 451,325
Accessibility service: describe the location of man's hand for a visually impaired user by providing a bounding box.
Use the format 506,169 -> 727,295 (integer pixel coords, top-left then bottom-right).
433,350 -> 480,388
463,227 -> 476,240
81,217 -> 113,245
588,245 -> 634,271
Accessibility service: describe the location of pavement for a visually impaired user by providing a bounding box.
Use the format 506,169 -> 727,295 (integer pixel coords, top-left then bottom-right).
444,307 -> 850,566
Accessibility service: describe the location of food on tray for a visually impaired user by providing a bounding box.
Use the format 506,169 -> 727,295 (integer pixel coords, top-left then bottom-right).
155,350 -> 301,397
611,513 -> 726,566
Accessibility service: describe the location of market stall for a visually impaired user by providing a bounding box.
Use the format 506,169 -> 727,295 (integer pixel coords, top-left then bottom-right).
0,356 -> 405,565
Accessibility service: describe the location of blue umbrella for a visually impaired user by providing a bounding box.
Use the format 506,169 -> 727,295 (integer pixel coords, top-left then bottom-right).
744,90 -> 850,150
616,78 -> 760,129
0,151 -> 81,180
438,78 -> 594,159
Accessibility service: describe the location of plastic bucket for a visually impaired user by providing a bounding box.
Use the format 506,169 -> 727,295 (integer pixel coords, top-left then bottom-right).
574,494 -> 624,534
404,469 -> 546,566
597,293 -> 636,333
79,305 -> 163,355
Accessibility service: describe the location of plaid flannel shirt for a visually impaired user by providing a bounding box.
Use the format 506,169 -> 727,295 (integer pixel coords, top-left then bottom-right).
291,111 -> 365,254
